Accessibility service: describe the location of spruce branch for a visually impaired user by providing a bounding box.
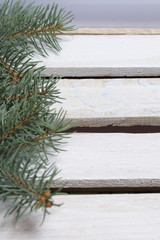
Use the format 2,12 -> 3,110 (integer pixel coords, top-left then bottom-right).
0,0 -> 75,223
0,0 -> 75,56
0,151 -> 61,223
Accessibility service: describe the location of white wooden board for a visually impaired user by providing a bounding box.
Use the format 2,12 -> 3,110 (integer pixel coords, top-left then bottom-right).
1,194 -> 160,240
55,78 -> 160,126
68,28 -> 160,35
34,35 -> 160,77
49,133 -> 160,188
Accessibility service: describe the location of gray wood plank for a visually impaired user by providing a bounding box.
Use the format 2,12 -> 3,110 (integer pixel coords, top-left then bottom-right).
53,179 -> 160,193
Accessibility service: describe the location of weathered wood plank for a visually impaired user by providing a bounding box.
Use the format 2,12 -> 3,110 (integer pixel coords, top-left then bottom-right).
66,117 -> 160,127
53,179 -> 160,193
1,194 -> 160,239
55,78 -> 160,127
66,28 -> 160,35
35,35 -> 160,77
54,179 -> 160,189
49,133 -> 160,188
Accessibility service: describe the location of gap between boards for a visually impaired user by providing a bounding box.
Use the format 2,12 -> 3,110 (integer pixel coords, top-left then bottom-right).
66,126 -> 160,133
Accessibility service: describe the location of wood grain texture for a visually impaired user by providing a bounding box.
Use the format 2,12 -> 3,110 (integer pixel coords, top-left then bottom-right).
53,179 -> 160,193
55,78 -> 160,127
1,194 -> 160,240
34,35 -> 160,77
48,133 -> 160,185
66,28 -> 160,35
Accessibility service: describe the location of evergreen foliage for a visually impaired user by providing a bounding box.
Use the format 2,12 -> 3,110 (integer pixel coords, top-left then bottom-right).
0,0 -> 74,223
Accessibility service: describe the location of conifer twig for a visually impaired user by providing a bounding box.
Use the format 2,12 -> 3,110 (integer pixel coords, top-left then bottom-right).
0,0 -> 75,223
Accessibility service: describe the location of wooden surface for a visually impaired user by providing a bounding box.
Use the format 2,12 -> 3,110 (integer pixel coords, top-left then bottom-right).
55,78 -> 160,127
1,194 -> 160,240
35,35 -> 160,77
3,30 -> 160,237
49,133 -> 160,185
54,179 -> 160,193
66,28 -> 160,35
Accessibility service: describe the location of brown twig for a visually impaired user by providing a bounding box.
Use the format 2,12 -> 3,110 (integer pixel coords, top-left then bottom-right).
1,112 -> 35,140
19,129 -> 53,150
8,173 -> 53,208
6,24 -> 63,39
0,167 -> 53,208
8,89 -> 48,101
0,109 -> 40,145
0,58 -> 23,84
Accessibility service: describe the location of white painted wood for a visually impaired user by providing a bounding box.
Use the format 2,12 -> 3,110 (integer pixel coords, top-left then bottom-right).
54,179 -> 160,190
48,133 -> 160,181
35,35 -> 160,77
67,28 -> 160,35
1,194 -> 160,239
55,78 -> 160,126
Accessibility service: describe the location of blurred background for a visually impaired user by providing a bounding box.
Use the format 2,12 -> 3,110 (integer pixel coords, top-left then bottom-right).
1,0 -> 160,28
